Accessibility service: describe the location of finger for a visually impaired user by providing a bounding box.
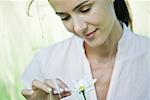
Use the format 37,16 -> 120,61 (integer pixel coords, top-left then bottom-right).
56,78 -> 70,92
44,79 -> 59,94
55,79 -> 71,98
44,79 -> 55,89
54,91 -> 71,98
32,79 -> 51,93
61,91 -> 71,98
21,89 -> 34,99
45,79 -> 71,99
44,79 -> 65,94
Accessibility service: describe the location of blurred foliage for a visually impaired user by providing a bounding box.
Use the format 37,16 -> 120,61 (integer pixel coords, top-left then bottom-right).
0,1 -> 70,100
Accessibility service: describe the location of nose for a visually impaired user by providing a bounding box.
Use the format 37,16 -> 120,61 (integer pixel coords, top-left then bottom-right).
73,17 -> 87,34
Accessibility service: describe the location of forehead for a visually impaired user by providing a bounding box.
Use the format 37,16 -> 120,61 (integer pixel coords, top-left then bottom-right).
50,0 -> 91,11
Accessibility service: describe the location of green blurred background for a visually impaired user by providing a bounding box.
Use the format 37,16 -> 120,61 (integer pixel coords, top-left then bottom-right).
0,0 -> 149,100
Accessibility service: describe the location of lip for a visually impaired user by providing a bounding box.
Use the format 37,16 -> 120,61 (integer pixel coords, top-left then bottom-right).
85,29 -> 97,39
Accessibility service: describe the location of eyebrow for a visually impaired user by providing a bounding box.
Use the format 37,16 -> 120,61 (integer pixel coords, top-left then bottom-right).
56,0 -> 89,15
73,0 -> 89,11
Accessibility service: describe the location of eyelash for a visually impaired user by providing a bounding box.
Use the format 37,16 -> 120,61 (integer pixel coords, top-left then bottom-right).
80,7 -> 91,13
61,16 -> 70,21
61,6 -> 91,21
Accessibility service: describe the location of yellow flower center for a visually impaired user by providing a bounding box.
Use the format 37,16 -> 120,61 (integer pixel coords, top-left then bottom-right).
79,85 -> 86,91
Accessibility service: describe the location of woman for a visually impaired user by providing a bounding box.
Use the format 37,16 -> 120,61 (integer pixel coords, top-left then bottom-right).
21,0 -> 150,100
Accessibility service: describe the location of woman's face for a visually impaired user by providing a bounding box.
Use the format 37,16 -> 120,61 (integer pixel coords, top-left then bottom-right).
50,0 -> 116,47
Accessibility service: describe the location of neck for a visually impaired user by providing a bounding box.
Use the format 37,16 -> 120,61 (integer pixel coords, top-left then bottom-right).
84,20 -> 123,62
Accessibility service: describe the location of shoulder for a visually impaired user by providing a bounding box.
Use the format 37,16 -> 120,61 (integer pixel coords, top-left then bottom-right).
120,25 -> 150,58
128,32 -> 150,61
21,35 -> 83,88
43,35 -> 78,54
122,23 -> 150,48
123,24 -> 150,51
131,32 -> 150,51
35,35 -> 80,61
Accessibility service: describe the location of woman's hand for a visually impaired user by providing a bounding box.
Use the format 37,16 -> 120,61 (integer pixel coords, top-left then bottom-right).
21,79 -> 71,100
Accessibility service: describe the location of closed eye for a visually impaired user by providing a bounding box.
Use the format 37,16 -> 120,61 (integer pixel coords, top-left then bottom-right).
61,15 -> 70,21
80,7 -> 91,13
79,4 -> 92,14
56,12 -> 71,21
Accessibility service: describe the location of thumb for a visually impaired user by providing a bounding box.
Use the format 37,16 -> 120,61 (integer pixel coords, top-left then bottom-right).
21,89 -> 34,99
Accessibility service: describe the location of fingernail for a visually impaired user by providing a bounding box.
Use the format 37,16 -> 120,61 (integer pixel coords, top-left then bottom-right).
53,88 -> 64,94
64,88 -> 69,92
29,90 -> 34,95
53,90 -> 58,94
47,87 -> 52,93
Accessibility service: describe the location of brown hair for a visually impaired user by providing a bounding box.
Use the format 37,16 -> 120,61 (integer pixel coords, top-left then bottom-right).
114,0 -> 132,28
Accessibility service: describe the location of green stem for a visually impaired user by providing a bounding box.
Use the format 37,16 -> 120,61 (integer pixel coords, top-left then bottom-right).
81,90 -> 86,100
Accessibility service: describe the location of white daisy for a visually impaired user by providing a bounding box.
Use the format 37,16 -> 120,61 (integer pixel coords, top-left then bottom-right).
70,76 -> 97,100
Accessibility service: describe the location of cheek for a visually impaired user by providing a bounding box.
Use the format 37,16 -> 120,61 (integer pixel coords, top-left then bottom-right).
89,5 -> 115,29
87,4 -> 108,26
87,9 -> 107,28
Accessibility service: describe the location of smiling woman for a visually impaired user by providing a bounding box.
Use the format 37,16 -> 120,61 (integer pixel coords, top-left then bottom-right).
21,0 -> 150,100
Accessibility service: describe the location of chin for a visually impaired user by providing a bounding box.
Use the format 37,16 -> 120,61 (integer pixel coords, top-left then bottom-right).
85,40 -> 104,48
86,36 -> 107,47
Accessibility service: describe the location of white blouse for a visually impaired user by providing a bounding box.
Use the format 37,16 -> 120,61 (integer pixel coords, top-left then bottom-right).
22,24 -> 150,100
